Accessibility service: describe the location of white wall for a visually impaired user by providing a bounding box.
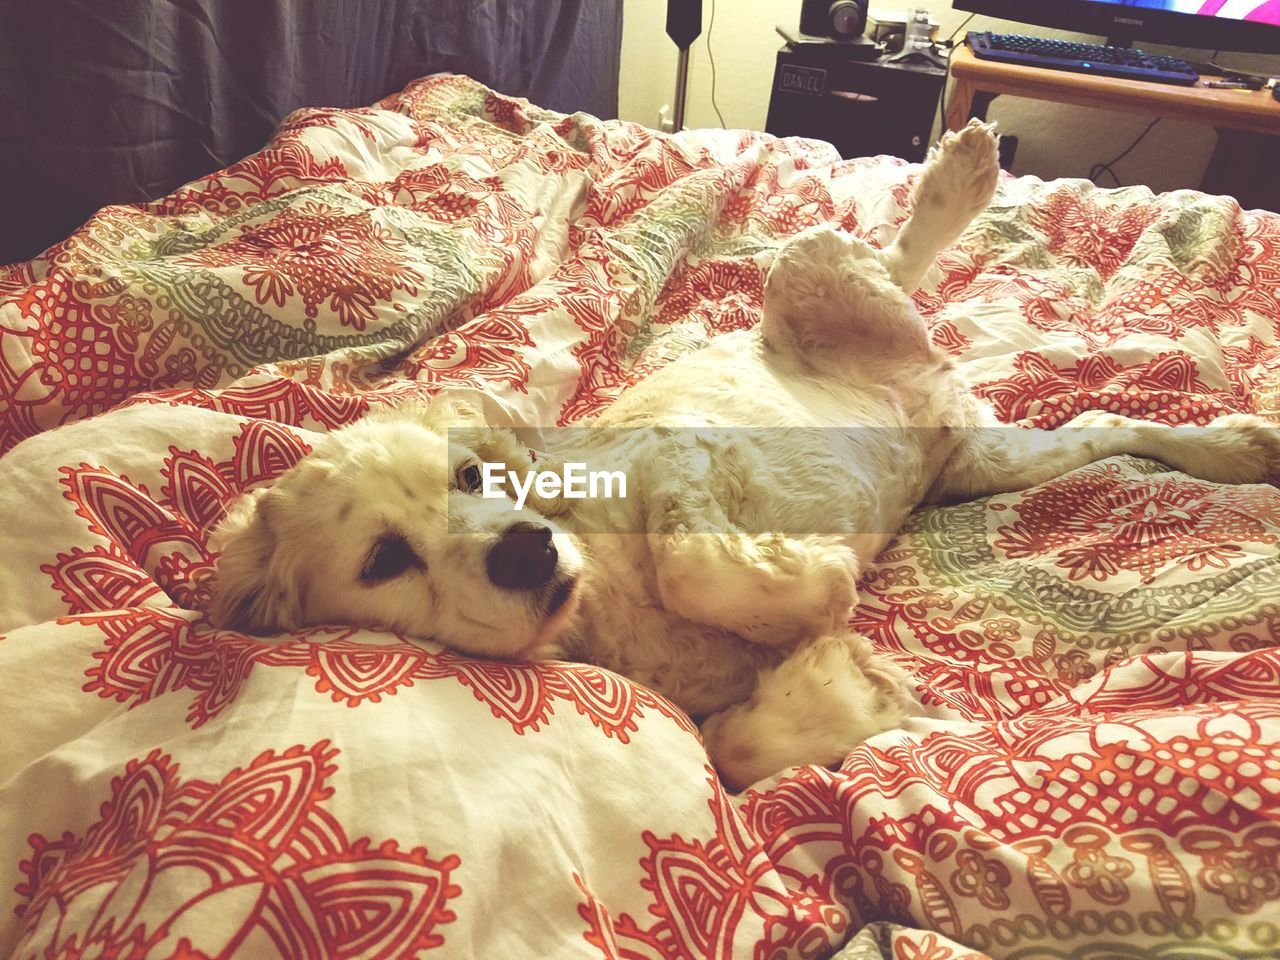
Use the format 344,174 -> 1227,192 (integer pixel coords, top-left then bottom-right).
619,0 -> 1280,193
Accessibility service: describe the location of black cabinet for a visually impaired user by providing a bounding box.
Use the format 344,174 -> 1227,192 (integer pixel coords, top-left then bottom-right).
765,43 -> 946,162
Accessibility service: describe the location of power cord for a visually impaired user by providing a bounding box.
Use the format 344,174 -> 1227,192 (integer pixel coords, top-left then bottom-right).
706,0 -> 727,127
1088,117 -> 1161,187
1185,49 -> 1278,85
944,13 -> 978,46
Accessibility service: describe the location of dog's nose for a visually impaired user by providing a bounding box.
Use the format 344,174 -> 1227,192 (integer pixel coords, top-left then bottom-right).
486,522 -> 558,590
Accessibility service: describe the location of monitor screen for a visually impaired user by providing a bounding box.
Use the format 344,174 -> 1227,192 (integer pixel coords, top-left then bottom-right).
954,0 -> 1280,51
1080,0 -> 1280,26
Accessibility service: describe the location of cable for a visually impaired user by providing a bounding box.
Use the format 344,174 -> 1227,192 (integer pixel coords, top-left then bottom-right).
945,11 -> 977,45
1088,117 -> 1161,187
1186,50 -> 1277,84
706,0 -> 727,127
1090,163 -> 1122,189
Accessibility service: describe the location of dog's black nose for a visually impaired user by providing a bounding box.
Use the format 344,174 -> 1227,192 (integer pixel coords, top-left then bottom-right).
486,522 -> 557,590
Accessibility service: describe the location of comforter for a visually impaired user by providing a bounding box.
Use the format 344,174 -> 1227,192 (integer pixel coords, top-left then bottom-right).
2,75 -> 1279,959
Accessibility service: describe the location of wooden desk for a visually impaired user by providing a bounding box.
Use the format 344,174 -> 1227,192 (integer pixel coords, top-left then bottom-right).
945,44 -> 1280,136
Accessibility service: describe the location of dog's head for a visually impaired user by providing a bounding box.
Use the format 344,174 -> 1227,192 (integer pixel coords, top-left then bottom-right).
207,401 -> 584,660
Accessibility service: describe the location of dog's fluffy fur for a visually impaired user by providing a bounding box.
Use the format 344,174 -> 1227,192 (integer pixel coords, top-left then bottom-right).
209,123 -> 1280,788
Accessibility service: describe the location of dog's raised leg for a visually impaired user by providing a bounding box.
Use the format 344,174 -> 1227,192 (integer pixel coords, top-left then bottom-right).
764,224 -> 930,363
878,119 -> 1001,295
931,409 -> 1280,502
700,632 -> 911,791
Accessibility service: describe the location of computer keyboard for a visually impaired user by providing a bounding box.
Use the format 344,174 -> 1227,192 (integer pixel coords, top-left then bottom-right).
967,31 -> 1200,86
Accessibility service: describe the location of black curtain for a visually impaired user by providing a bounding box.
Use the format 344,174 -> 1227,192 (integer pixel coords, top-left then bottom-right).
0,0 -> 623,264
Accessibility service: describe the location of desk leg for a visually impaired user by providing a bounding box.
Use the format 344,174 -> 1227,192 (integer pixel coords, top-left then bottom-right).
945,77 -> 976,132
1201,129 -> 1280,212
946,85 -> 998,132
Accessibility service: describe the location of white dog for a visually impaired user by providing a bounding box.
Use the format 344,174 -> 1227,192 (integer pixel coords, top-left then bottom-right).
210,122 -> 1280,788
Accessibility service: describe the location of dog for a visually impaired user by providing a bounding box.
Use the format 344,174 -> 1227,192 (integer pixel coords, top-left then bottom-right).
209,122 -> 1280,789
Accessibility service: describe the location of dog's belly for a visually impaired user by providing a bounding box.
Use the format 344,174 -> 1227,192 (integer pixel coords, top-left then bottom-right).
565,425 -> 931,715
590,330 -> 954,569
562,331 -> 962,715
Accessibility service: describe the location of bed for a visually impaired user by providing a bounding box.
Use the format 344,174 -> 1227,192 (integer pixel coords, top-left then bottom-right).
2,74 -> 1279,959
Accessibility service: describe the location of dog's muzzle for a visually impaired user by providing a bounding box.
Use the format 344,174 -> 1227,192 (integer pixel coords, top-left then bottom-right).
486,522 -> 558,590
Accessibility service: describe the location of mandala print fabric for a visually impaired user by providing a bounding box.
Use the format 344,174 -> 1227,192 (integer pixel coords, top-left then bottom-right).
2,74 -> 1279,959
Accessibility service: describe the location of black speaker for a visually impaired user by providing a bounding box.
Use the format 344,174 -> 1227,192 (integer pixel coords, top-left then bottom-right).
666,0 -> 704,49
799,0 -> 869,39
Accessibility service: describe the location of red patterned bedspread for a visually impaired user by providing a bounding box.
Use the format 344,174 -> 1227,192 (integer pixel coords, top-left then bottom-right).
2,75 -> 1279,959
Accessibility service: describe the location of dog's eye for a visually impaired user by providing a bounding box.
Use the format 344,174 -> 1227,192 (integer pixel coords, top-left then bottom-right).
457,463 -> 483,493
361,535 -> 423,583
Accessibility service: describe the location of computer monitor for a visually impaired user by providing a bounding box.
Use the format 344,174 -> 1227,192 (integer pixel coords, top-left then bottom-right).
952,0 -> 1280,53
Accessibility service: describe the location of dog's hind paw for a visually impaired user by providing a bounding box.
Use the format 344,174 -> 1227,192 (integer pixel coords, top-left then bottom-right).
917,119 -> 1001,227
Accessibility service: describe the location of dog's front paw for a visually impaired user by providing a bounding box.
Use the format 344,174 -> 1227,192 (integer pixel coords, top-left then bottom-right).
799,551 -> 859,636
655,535 -> 859,647
734,547 -> 858,645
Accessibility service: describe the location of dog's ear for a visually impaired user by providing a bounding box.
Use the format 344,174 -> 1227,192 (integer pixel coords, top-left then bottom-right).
207,487 -> 304,634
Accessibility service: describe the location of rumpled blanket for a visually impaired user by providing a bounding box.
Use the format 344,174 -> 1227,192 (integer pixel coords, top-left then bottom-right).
2,74 -> 1279,959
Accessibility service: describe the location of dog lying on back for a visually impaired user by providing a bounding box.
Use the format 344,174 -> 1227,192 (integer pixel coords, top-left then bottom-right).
210,122 -> 1280,788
